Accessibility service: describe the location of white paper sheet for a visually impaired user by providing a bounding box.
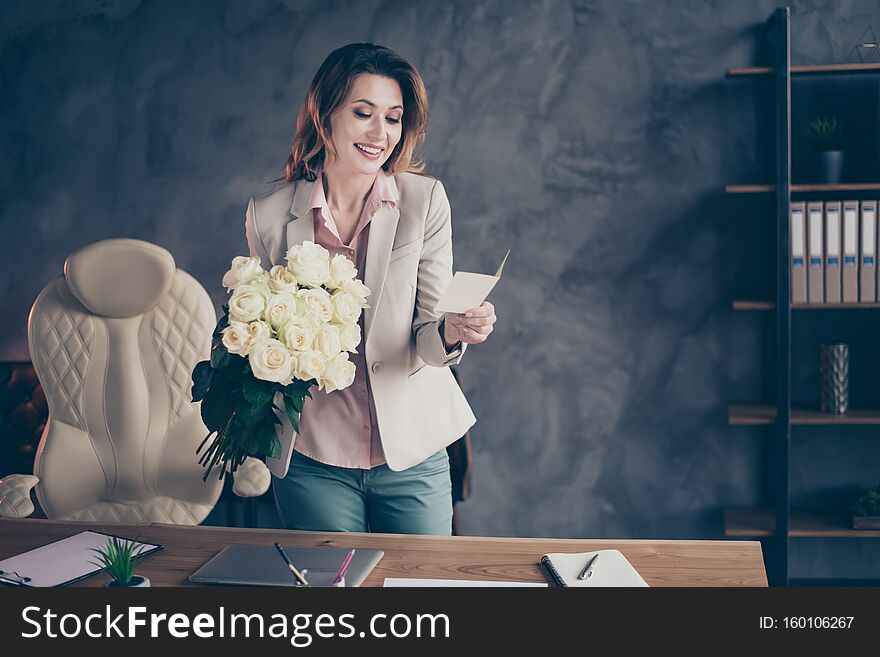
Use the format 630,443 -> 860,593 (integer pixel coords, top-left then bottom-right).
383,577 -> 546,587
0,530 -> 161,587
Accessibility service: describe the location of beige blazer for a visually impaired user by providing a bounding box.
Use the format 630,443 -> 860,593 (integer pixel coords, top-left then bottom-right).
244,171 -> 476,473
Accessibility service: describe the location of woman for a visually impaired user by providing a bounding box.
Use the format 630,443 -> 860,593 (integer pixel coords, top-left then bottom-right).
244,43 -> 496,535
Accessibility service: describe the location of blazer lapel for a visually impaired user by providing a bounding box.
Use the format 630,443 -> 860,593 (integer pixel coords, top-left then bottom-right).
285,179 -> 316,260
363,203 -> 400,339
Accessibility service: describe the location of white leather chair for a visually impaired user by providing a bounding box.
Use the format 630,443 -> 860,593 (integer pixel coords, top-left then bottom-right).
0,239 -> 269,523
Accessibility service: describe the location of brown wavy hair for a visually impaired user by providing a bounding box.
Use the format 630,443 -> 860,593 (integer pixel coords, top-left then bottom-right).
283,43 -> 429,182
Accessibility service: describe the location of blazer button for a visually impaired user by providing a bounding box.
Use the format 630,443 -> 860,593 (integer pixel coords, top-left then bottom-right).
371,362 -> 384,374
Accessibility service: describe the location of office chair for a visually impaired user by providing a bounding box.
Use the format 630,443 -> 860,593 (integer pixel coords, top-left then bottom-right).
0,239 -> 269,523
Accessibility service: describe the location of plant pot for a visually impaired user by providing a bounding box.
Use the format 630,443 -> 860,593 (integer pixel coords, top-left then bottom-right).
813,150 -> 844,184
106,575 -> 150,587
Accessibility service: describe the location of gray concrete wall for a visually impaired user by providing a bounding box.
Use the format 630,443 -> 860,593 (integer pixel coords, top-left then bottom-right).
3,0 -> 880,581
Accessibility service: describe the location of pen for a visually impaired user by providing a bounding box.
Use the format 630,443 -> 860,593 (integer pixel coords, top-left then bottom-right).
332,549 -> 356,585
577,553 -> 599,580
274,542 -> 310,586
0,570 -> 31,586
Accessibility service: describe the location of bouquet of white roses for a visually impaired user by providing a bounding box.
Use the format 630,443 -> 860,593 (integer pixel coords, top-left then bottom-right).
190,242 -> 370,481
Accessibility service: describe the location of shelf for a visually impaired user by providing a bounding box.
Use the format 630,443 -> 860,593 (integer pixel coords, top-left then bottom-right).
724,507 -> 880,537
728,403 -> 880,425
732,300 -> 775,311
726,63 -> 880,77
732,300 -> 880,310
726,183 -> 880,193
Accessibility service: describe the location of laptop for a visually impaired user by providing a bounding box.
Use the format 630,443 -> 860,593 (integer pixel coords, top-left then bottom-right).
188,544 -> 383,587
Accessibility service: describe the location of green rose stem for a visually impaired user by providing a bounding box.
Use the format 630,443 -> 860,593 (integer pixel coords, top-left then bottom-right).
197,413 -> 236,482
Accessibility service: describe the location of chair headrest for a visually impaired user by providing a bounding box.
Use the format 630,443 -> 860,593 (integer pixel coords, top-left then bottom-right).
64,239 -> 176,318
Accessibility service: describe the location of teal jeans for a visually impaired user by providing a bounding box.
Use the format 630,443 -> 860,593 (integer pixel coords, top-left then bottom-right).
272,449 -> 453,535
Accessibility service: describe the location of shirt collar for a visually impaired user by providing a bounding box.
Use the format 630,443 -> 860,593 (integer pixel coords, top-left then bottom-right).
307,168 -> 399,218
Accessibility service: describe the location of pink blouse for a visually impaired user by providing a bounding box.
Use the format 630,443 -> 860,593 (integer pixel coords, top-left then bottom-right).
293,168 -> 399,468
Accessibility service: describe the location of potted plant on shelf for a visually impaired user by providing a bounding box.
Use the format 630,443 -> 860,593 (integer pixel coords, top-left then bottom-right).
850,484 -> 880,529
806,116 -> 844,184
91,536 -> 151,587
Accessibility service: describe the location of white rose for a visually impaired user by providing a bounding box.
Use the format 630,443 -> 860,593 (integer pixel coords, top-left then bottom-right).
278,319 -> 315,353
247,320 -> 273,346
328,253 -> 358,290
249,338 -> 295,384
338,322 -> 361,353
313,323 -> 342,359
265,291 -> 299,330
228,282 -> 270,323
296,350 -> 328,382
298,287 -> 334,323
320,353 -> 356,393
221,321 -> 252,356
331,290 -> 363,324
339,278 -> 371,305
286,241 -> 331,288
268,265 -> 299,293
222,256 -> 265,291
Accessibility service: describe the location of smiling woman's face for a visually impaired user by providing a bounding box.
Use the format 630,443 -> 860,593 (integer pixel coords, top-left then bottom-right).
326,73 -> 404,178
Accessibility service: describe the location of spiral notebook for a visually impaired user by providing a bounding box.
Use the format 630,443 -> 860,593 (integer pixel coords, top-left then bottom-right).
540,549 -> 648,587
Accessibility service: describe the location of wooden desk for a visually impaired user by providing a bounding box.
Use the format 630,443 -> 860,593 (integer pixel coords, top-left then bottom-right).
0,518 -> 767,587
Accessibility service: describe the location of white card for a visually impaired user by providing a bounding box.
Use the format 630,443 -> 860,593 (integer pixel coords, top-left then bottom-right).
434,250 -> 509,314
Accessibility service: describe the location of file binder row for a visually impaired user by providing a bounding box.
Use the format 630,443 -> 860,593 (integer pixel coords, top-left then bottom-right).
790,200 -> 879,304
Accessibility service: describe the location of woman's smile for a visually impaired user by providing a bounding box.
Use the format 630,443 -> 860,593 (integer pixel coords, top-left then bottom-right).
354,142 -> 384,159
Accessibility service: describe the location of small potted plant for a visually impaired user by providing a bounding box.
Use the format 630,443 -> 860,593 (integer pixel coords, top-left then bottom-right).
806,116 -> 844,184
851,484 -> 880,529
91,536 -> 151,587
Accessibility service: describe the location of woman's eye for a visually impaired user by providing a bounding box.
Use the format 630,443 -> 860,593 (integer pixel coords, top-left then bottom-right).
354,110 -> 400,125
386,117 -> 401,125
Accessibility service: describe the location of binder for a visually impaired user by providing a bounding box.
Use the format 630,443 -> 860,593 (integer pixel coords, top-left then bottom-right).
843,200 -> 859,302
0,530 -> 162,587
790,201 -> 807,304
861,200 -> 877,302
807,201 -> 824,304
540,549 -> 648,587
824,201 -> 842,303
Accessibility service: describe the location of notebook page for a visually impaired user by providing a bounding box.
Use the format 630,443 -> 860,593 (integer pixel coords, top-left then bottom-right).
542,549 -> 648,587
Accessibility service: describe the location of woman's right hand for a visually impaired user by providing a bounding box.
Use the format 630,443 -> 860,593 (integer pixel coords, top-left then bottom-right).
443,301 -> 497,346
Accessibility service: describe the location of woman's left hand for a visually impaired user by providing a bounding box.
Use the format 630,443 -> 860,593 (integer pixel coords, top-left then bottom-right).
443,302 -> 496,345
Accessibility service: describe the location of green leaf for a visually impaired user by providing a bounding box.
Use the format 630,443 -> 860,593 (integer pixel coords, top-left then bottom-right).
284,378 -> 315,398
225,355 -> 247,382
201,389 -> 234,432
235,395 -> 272,428
253,417 -> 281,459
191,360 -> 213,402
242,373 -> 275,407
283,395 -> 301,433
285,392 -> 304,413
210,342 -> 231,369
212,311 -> 230,340
209,367 -> 237,394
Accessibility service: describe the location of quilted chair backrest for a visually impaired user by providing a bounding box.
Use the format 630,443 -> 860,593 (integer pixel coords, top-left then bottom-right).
27,239 -> 222,524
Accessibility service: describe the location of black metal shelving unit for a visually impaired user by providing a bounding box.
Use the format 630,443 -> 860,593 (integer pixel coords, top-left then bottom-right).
724,7 -> 880,586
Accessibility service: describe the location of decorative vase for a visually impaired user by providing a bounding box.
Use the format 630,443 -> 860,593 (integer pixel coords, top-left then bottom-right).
106,575 -> 151,587
819,343 -> 848,414
815,150 -> 844,184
